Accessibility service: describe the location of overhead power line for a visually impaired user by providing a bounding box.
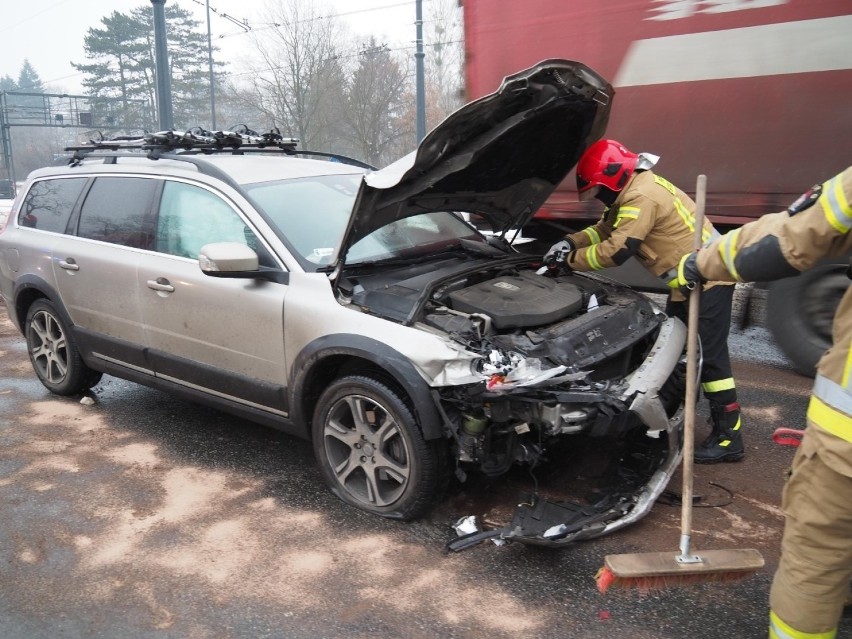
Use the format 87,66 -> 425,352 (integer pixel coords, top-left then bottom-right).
186,0 -> 250,31
225,38 -> 463,81
197,1 -> 434,41
0,0 -> 73,35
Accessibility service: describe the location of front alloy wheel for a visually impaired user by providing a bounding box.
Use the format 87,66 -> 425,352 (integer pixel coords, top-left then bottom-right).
312,375 -> 443,520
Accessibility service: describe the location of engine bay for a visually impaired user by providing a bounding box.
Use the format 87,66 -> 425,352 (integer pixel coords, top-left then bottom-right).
344,258 -> 661,377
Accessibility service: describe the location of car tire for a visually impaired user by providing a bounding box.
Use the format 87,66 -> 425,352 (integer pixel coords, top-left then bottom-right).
25,299 -> 103,395
766,262 -> 848,377
312,375 -> 444,520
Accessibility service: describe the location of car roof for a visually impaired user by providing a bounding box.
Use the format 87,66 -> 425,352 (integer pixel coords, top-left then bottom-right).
198,155 -> 367,185
26,154 -> 367,186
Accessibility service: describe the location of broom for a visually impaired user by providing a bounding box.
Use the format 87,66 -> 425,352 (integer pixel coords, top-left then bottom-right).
595,174 -> 764,593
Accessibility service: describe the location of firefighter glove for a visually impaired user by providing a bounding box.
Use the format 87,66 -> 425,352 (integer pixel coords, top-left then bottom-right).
543,239 -> 575,267
668,252 -> 705,295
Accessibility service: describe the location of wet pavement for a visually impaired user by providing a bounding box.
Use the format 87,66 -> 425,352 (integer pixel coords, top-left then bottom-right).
1,303 -> 849,639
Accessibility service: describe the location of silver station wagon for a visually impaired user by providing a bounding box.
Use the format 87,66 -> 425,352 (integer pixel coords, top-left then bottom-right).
0,60 -> 687,549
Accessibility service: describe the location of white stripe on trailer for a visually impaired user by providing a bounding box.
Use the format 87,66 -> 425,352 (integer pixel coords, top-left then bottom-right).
648,0 -> 788,21
614,16 -> 852,86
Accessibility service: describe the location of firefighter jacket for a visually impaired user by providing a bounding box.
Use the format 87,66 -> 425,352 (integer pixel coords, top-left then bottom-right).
696,165 -> 852,477
564,170 -> 728,301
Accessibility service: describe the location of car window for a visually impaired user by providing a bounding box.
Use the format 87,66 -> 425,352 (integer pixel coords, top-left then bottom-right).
245,174 -> 361,266
77,177 -> 157,249
18,178 -> 87,233
156,181 -> 268,264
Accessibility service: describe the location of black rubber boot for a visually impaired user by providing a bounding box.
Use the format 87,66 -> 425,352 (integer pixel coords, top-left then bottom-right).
694,401 -> 744,464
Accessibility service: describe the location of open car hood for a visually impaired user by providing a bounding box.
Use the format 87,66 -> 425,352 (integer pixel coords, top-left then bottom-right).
337,59 -> 613,264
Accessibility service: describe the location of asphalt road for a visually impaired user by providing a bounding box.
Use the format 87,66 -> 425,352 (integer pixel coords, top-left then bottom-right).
1,303 -> 849,639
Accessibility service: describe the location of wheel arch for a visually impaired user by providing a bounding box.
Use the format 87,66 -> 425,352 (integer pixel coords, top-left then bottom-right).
289,335 -> 445,441
11,276 -> 67,332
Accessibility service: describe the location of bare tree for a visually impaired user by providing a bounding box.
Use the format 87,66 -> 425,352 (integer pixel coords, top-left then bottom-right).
246,0 -> 346,151
424,0 -> 464,128
342,40 -> 414,167
212,76 -> 268,132
200,0 -> 463,166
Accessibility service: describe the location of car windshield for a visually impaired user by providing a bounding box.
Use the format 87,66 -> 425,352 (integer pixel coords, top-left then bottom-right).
245,174 -> 486,270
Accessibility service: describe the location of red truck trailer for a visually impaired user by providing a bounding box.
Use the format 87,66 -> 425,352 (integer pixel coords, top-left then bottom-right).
463,0 -> 851,375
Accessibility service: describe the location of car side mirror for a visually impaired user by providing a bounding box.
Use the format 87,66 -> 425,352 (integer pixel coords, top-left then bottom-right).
199,242 -> 259,273
198,242 -> 288,284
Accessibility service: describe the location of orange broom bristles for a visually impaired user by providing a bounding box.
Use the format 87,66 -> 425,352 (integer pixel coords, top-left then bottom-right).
595,566 -> 618,594
595,564 -> 755,594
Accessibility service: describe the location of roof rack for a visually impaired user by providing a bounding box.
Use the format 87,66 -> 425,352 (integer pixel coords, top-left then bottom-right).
64,125 -> 375,169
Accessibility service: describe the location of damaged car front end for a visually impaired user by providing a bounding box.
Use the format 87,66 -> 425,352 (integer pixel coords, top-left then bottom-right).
338,247 -> 687,548
446,301 -> 687,549
326,59 -> 688,547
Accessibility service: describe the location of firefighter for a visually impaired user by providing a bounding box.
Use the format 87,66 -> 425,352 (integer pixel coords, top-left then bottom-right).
544,139 -> 743,463
676,165 -> 852,639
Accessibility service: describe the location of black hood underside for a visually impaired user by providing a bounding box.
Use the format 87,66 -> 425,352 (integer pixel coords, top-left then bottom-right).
338,60 -> 613,264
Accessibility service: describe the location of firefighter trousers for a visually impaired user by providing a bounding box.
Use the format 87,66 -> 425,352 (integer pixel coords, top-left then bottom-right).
769,426 -> 852,636
666,284 -> 738,407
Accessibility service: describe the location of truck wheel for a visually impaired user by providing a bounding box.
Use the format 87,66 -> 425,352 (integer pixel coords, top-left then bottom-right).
25,299 -> 103,395
766,262 -> 848,377
312,375 -> 444,520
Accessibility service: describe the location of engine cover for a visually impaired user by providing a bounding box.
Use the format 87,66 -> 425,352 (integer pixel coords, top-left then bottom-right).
448,272 -> 583,329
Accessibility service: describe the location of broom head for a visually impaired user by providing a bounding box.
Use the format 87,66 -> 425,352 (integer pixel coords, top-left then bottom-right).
596,548 -> 764,593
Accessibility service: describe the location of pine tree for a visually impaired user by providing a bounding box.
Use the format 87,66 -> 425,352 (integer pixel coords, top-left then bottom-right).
16,61 -> 44,93
73,4 -> 221,129
5,61 -> 46,124
0,76 -> 17,92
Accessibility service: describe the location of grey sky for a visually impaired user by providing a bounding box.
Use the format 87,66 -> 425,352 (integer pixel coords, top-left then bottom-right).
0,0 -> 424,93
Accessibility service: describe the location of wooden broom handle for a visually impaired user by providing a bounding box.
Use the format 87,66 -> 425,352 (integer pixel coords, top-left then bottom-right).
681,174 -> 706,552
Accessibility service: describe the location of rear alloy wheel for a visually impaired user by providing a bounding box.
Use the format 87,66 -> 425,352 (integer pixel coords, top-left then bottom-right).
312,375 -> 442,520
25,299 -> 102,395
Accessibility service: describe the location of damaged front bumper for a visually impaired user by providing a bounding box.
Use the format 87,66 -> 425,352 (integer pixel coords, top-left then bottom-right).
448,316 -> 688,551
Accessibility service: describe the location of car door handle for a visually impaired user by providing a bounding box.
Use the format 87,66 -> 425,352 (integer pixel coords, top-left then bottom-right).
58,258 -> 79,271
146,278 -> 175,293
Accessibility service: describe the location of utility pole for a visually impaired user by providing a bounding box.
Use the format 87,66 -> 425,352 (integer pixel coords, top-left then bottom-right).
206,0 -> 216,129
151,0 -> 174,130
415,0 -> 426,143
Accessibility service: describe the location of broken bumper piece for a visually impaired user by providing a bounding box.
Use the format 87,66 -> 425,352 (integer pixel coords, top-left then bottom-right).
448,439 -> 682,551
448,437 -> 681,551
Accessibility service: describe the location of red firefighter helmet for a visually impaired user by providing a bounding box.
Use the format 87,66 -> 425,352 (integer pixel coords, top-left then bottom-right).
575,139 -> 639,201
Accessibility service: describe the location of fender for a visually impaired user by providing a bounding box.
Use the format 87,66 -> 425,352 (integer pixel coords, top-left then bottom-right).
10,275 -> 67,332
9,275 -> 121,373
289,334 -> 445,441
